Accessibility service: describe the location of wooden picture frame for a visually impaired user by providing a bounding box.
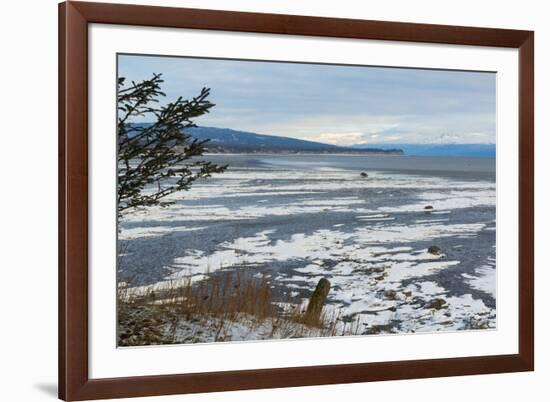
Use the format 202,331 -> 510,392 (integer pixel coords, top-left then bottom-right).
59,1 -> 534,400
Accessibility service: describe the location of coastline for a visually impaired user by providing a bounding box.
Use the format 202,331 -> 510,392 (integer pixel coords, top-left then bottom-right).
118,154 -> 496,342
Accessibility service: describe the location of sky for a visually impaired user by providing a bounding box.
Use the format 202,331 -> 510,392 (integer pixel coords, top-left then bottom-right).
118,54 -> 496,145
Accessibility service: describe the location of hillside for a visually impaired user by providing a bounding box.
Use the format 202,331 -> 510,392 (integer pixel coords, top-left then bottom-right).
185,127 -> 402,154
127,124 -> 403,154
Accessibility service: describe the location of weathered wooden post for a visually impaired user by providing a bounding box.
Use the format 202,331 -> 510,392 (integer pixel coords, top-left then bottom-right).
305,278 -> 331,326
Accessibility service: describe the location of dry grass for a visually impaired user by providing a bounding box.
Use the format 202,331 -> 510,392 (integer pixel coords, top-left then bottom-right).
118,270 -> 360,346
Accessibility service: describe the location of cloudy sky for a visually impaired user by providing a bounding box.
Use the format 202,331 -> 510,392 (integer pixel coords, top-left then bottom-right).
118,54 -> 496,145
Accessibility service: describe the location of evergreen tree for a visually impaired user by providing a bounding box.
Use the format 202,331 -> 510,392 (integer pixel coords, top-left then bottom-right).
117,74 -> 226,216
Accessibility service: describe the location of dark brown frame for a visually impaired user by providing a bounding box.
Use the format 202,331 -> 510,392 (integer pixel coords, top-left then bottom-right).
59,1 -> 534,400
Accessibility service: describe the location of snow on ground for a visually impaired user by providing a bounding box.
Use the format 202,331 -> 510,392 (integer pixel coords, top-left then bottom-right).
462,256 -> 497,298
162,312 -> 348,344
121,168 -> 494,225
119,164 -> 497,340
379,190 -> 495,213
119,225 -> 208,240
149,221 -> 494,334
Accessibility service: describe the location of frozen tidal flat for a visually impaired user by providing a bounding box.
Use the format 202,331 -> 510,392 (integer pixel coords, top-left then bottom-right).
119,155 -> 497,336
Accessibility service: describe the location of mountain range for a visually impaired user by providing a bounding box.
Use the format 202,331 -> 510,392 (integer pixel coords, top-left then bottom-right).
184,127 -> 402,154
129,124 -> 495,157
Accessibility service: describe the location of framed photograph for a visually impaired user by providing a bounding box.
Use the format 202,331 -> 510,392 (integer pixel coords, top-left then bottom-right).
59,1 -> 534,400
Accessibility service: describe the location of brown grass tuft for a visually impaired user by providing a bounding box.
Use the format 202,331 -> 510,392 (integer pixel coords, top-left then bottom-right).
118,270 -> 360,346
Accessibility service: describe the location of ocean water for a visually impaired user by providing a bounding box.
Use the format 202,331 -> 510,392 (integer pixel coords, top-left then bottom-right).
118,154 -> 496,335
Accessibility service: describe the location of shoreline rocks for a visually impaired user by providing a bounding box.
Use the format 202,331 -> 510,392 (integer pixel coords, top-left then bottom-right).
425,298 -> 448,310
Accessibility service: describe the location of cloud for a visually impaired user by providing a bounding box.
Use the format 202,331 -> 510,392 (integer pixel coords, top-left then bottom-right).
119,54 -> 496,145
311,132 -> 367,146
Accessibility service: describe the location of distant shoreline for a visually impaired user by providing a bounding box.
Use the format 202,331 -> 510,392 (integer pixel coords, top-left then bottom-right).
202,152 -> 496,158
202,151 -> 403,156
131,124 -> 495,158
